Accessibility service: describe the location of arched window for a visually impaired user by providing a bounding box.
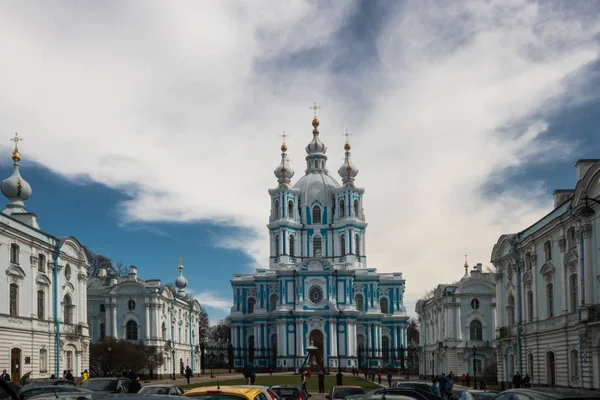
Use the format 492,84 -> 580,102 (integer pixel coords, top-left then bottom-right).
289,235 -> 295,257
162,322 -> 167,340
382,336 -> 390,364
66,351 -> 73,371
525,252 -> 531,271
313,236 -> 323,257
355,294 -> 365,312
65,264 -> 72,281
10,243 -> 19,264
567,227 -> 576,250
507,295 -> 515,326
340,234 -> 346,256
38,254 -> 46,272
9,283 -> 18,316
178,327 -> 182,342
355,234 -> 361,256
469,320 -> 483,340
527,291 -> 534,322
269,294 -> 278,312
273,200 -> 280,219
569,274 -> 578,313
288,200 -> 294,218
126,320 -> 138,340
544,240 -> 552,261
339,200 -> 345,218
274,235 -> 280,257
39,349 -> 48,373
547,283 -> 554,318
63,294 -> 74,324
380,297 -> 389,314
37,290 -> 45,320
354,199 -> 360,217
247,298 -> 256,314
312,205 -> 322,224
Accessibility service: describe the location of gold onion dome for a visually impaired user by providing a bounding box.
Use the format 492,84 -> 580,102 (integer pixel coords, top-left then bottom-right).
274,139 -> 294,184
312,117 -> 319,127
12,149 -> 20,162
344,142 -> 351,151
338,137 -> 359,184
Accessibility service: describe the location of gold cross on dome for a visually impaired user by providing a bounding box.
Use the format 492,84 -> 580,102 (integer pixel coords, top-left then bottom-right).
279,131 -> 289,144
342,130 -> 352,143
178,256 -> 183,269
309,102 -> 321,117
10,132 -> 22,149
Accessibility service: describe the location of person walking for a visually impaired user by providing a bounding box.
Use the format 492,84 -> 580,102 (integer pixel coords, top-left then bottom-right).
1,370 -> 10,382
318,369 -> 325,393
523,373 -> 531,388
512,372 -> 522,389
301,371 -> 308,394
377,371 -> 382,385
387,372 -> 392,387
66,371 -> 74,382
445,376 -> 454,399
466,373 -> 471,388
431,380 -> 440,397
439,374 -> 447,398
129,376 -> 142,393
185,366 -> 192,384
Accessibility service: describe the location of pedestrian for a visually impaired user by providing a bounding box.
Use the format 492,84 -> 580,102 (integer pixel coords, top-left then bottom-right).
301,371 -> 308,393
336,371 -> 343,386
431,379 -> 440,397
512,372 -> 522,389
461,372 -> 466,387
129,375 -> 142,393
446,376 -> 454,399
439,374 -> 447,398
66,370 -> 74,382
377,371 -> 382,384
1,369 -> 10,382
387,372 -> 392,387
466,373 -> 471,388
363,369 -> 368,379
250,371 -> 256,385
269,367 -> 273,376
318,369 -> 325,393
185,366 -> 192,385
523,373 -> 531,388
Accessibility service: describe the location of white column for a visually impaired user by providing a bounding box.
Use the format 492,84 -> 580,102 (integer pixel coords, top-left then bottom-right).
105,302 -> 111,338
145,300 -> 150,339
112,302 -> 118,338
583,224 -> 594,305
457,306 -> 462,341
496,274 -> 505,326
330,321 -> 337,357
403,327 -> 407,347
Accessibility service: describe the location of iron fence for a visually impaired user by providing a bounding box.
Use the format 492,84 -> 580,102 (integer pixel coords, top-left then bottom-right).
357,345 -> 419,373
200,343 -> 277,373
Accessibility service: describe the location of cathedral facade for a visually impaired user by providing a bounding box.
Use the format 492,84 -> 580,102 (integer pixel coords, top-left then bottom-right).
230,111 -> 409,371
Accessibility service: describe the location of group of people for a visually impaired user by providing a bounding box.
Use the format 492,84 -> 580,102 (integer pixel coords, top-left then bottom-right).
512,372 -> 531,388
431,372 -> 455,399
350,368 -> 393,386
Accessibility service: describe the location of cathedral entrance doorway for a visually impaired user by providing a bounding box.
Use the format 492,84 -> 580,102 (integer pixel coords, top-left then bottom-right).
309,329 -> 324,366
11,348 -> 21,384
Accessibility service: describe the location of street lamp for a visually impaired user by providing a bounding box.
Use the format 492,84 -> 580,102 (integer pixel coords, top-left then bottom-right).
172,349 -> 176,380
472,346 -> 477,389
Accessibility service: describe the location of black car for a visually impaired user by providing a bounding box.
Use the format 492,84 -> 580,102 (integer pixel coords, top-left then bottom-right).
80,378 -> 129,394
20,380 -> 75,392
18,386 -> 89,400
348,388 -> 442,400
0,382 -> 21,400
391,383 -> 435,394
270,385 -> 310,400
495,389 -> 600,400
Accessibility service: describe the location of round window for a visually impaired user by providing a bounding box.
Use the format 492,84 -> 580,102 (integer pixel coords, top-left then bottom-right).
65,264 -> 72,281
309,286 -> 324,304
128,299 -> 136,311
471,298 -> 480,310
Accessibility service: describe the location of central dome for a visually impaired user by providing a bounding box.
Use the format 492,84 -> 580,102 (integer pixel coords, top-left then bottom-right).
294,172 -> 340,208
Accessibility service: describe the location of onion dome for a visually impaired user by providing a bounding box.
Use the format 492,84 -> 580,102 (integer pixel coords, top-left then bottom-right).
338,135 -> 359,184
305,117 -> 327,155
274,135 -> 294,184
175,258 -> 188,293
1,133 -> 32,215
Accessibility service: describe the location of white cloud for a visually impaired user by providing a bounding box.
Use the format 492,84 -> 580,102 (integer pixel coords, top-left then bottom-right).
1,1 -> 599,311
194,292 -> 232,314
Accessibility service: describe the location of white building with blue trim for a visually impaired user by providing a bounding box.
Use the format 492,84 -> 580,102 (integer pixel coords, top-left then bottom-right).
87,262 -> 202,377
491,159 -> 600,389
230,112 -> 409,371
0,136 -> 90,382
416,262 -> 496,380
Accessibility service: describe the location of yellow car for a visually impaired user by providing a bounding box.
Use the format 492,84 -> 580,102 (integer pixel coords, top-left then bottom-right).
184,386 -> 268,400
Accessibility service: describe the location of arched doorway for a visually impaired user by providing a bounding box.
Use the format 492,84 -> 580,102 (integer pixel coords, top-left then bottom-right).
546,351 -> 556,387
309,329 -> 324,366
11,348 -> 21,384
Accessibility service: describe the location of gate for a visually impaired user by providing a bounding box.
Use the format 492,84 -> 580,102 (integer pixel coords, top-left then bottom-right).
200,343 -> 276,373
200,343 -> 233,374
357,346 -> 407,371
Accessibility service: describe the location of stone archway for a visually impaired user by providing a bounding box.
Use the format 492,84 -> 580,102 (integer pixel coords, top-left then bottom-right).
309,329 -> 324,366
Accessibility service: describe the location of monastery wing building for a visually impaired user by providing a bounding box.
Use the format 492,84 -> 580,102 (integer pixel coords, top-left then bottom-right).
230,109 -> 409,371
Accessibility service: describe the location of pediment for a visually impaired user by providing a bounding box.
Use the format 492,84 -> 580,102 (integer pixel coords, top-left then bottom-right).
36,273 -> 52,286
6,265 -> 26,279
111,281 -> 148,295
540,262 -> 556,276
564,250 -> 578,265
299,259 -> 332,271
63,281 -> 75,292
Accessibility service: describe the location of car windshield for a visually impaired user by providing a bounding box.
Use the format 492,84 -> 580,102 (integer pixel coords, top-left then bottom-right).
81,379 -> 117,392
396,385 -> 432,393
271,388 -> 299,399
139,387 -> 171,395
333,388 -> 365,398
470,394 -> 498,400
187,396 -> 246,400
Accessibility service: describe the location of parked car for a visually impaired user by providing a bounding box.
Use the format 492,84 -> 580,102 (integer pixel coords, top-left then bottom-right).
269,385 -> 310,400
391,383 -> 435,394
494,388 -> 600,400
326,386 -> 366,400
348,388 -> 442,400
455,390 -> 499,400
184,386 -> 266,400
0,382 -> 21,400
18,386 -> 89,400
233,386 -> 280,400
20,380 -> 75,393
139,385 -> 185,396
80,377 -> 129,394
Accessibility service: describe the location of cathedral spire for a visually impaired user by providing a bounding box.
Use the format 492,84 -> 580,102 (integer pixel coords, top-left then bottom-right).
338,130 -> 359,184
174,256 -> 188,294
274,131 -> 294,185
305,102 -> 328,174
1,133 -> 32,215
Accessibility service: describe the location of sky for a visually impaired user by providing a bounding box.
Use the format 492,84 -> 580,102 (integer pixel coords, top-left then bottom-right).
1,0 -> 600,325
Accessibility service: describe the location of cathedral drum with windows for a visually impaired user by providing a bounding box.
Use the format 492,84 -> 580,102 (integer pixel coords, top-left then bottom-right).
0,135 -> 90,382
230,109 -> 409,371
416,262 -> 496,380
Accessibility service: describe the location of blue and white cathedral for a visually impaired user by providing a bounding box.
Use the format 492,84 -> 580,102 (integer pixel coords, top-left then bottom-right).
230,109 -> 409,371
